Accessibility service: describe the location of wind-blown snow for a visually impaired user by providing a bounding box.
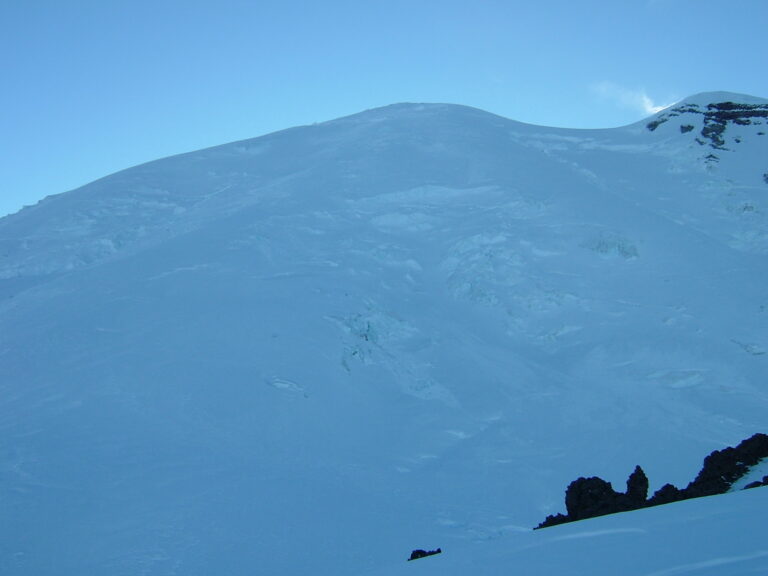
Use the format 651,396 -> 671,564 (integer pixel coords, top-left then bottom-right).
0,92 -> 767,575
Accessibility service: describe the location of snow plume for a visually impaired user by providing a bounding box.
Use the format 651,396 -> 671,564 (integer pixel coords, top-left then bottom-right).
593,81 -> 675,116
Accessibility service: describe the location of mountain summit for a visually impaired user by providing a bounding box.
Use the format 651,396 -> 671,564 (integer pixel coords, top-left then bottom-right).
1,93 -> 767,575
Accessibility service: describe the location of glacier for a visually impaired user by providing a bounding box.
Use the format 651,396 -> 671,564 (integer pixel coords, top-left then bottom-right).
1,92 -> 767,575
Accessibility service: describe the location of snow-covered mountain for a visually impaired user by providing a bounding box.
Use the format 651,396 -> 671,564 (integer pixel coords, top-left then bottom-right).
1,92 -> 767,575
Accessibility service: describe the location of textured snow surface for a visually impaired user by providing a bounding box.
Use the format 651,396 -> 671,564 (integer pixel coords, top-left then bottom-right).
1,92 -> 767,575
367,487 -> 768,576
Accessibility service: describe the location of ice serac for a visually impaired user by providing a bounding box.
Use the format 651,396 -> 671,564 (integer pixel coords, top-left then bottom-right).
1,93 -> 767,575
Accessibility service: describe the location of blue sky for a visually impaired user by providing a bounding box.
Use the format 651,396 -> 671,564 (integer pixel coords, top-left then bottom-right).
2,0 -> 767,217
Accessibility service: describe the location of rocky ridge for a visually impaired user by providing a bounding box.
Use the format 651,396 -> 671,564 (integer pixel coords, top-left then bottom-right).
536,433 -> 768,529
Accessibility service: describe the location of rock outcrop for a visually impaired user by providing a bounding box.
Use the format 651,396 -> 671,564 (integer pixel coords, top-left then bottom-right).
537,465 -> 649,529
536,433 -> 768,529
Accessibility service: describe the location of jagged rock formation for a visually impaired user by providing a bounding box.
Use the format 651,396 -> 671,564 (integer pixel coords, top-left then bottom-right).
536,434 -> 768,529
625,465 -> 649,504
670,432 -> 768,500
647,100 -> 768,150
537,466 -> 649,529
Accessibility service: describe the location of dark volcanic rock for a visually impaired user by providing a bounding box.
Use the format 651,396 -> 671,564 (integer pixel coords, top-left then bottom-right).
565,476 -> 622,521
626,465 -> 649,505
648,483 -> 684,506
744,476 -> 768,490
535,465 -> 649,529
646,99 -> 768,150
685,433 -> 768,498
535,512 -> 569,529
535,434 -> 768,529
408,548 -> 441,561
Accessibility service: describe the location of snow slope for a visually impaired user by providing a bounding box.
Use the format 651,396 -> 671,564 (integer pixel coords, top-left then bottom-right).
366,486 -> 768,576
1,92 -> 767,575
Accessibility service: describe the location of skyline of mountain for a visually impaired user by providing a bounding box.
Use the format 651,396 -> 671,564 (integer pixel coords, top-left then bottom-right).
2,91 -> 767,575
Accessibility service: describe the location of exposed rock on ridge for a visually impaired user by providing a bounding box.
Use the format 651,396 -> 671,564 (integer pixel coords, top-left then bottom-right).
647,99 -> 768,150
536,433 -> 768,529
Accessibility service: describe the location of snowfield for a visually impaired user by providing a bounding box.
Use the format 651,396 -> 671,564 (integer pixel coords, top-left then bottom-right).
0,92 -> 767,575
367,486 -> 768,576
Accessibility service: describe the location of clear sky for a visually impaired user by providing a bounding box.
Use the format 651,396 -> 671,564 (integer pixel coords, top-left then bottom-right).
2,0 -> 767,217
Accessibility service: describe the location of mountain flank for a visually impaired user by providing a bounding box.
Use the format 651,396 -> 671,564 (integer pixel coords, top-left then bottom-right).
1,92 -> 767,576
